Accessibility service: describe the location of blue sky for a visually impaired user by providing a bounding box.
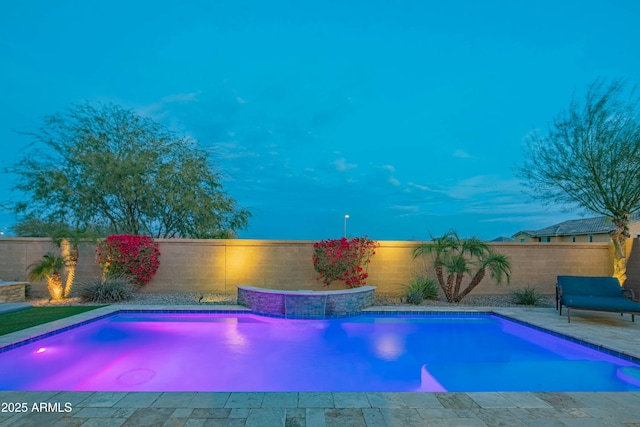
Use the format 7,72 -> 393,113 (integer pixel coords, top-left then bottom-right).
1,0 -> 639,241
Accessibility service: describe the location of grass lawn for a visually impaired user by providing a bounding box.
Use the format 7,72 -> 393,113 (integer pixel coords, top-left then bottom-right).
0,306 -> 105,336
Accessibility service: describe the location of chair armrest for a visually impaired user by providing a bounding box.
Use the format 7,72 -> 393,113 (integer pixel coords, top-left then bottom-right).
623,287 -> 635,300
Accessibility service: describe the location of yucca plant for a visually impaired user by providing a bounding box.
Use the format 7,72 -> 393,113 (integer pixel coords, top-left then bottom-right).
77,275 -> 135,303
404,276 -> 439,304
406,288 -> 424,305
28,252 -> 67,301
512,286 -> 543,306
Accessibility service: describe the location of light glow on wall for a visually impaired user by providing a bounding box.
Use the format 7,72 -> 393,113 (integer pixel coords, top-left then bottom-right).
225,244 -> 265,287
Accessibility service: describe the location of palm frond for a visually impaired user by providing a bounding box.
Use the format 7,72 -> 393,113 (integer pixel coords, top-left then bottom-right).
483,252 -> 512,284
27,252 -> 67,281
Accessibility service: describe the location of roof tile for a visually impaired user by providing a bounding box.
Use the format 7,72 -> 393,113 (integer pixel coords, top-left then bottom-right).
513,213 -> 640,237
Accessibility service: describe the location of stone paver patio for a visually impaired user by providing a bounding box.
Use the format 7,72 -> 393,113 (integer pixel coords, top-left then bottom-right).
2,304 -> 640,426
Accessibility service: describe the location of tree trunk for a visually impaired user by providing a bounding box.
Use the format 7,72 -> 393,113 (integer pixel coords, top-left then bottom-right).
63,243 -> 79,298
47,273 -> 64,301
453,272 -> 464,300
611,217 -> 631,286
445,273 -> 455,302
454,268 -> 486,302
435,265 -> 446,292
612,234 -> 633,286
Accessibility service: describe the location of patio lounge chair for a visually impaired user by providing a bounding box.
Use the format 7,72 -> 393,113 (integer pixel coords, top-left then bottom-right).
556,275 -> 640,323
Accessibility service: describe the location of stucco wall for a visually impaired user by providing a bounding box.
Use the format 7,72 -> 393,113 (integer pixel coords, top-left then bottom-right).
0,238 -> 613,298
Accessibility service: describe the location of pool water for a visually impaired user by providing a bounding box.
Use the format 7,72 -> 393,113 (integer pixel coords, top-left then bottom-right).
1,313 -> 639,392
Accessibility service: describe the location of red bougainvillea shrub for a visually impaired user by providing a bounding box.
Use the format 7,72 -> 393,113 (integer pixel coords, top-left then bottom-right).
312,236 -> 379,288
96,234 -> 160,286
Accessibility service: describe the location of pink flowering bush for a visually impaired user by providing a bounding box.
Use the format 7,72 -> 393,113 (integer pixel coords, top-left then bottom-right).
312,236 -> 379,288
96,234 -> 160,287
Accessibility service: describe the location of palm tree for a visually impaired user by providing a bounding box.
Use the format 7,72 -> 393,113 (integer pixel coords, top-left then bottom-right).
48,226 -> 96,299
453,248 -> 511,302
14,217 -> 104,299
413,230 -> 458,300
413,231 -> 511,303
28,252 -> 67,301
60,238 -> 79,298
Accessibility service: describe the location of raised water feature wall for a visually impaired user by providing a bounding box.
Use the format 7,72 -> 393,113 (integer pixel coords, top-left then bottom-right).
237,285 -> 376,318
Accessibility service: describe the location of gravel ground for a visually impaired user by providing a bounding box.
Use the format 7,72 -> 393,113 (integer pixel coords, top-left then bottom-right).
374,293 -> 555,308
26,292 -> 555,308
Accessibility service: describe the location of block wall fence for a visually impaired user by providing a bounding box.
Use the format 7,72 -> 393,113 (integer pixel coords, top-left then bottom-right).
0,238 -> 615,297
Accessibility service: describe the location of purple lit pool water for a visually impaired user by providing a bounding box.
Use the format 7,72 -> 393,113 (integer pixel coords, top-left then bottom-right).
1,312 -> 639,392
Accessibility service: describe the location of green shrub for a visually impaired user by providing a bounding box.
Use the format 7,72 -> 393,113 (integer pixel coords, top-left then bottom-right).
404,276 -> 438,304
78,276 -> 135,303
406,288 -> 424,305
512,286 -> 542,306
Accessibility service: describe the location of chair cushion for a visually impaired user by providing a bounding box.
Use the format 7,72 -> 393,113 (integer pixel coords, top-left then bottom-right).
557,276 -> 624,298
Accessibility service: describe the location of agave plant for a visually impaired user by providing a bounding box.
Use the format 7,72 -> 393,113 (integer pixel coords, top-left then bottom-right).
28,252 -> 67,301
413,230 -> 511,303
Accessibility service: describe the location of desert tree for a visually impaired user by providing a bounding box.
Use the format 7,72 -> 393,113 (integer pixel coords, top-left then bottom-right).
8,102 -> 251,239
515,79 -> 640,283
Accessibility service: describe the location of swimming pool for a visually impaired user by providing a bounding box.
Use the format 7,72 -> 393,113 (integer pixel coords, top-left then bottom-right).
1,312 -> 639,392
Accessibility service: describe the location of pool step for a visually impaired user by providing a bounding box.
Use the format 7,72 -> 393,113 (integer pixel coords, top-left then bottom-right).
419,360 -> 639,392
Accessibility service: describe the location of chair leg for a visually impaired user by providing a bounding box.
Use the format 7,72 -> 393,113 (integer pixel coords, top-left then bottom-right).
568,308 -> 571,323
633,314 -> 635,322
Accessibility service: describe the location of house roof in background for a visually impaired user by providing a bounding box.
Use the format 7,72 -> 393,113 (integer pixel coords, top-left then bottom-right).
513,213 -> 640,238
490,236 -> 515,242
515,230 -> 538,237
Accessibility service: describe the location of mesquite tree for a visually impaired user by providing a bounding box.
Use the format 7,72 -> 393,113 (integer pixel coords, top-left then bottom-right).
515,80 -> 640,283
9,103 -> 251,239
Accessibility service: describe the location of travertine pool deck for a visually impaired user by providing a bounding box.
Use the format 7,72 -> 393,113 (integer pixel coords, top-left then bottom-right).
2,304 -> 640,426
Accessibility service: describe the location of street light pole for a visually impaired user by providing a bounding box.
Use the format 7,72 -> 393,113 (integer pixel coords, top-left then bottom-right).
344,214 -> 349,238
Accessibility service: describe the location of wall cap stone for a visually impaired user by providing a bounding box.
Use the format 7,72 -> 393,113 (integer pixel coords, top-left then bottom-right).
0,281 -> 28,287
237,285 -> 377,295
